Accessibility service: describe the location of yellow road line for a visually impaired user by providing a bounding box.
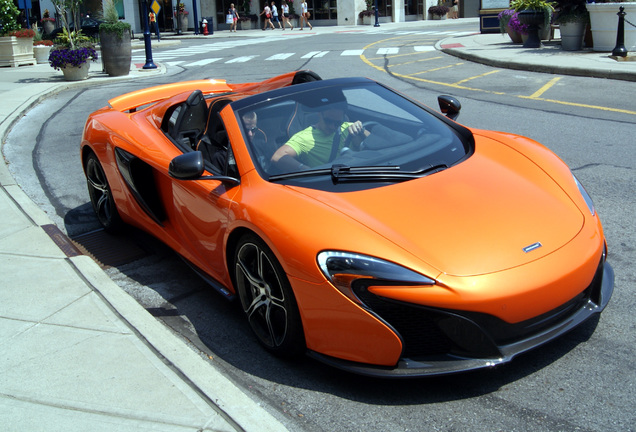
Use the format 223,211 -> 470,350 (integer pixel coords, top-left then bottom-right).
360,36 -> 634,115
529,77 -> 561,99
387,56 -> 444,68
452,70 -> 501,86
409,63 -> 464,75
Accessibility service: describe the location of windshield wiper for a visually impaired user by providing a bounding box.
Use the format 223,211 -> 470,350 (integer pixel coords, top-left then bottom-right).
268,163 -> 448,183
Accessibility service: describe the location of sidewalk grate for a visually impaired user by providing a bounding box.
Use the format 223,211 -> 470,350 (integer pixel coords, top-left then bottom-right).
69,228 -> 148,269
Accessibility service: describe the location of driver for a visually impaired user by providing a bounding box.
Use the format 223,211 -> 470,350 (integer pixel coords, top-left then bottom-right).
270,103 -> 370,171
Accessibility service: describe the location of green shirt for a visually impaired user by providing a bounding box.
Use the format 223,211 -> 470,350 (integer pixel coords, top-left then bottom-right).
286,123 -> 352,167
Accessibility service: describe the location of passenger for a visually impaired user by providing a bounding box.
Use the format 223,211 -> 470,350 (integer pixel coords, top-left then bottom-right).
270,103 -> 370,171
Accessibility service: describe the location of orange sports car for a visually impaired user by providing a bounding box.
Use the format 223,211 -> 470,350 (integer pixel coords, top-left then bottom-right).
81,71 -> 614,377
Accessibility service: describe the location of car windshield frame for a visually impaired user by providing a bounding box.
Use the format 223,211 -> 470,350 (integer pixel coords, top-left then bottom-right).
231,78 -> 474,191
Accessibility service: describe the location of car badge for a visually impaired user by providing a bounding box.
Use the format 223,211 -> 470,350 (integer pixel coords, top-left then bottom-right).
523,242 -> 543,253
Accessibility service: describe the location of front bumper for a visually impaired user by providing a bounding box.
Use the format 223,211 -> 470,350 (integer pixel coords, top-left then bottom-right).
308,259 -> 614,378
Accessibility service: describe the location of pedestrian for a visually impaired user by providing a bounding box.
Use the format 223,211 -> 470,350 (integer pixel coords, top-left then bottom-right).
270,2 -> 282,29
260,2 -> 275,30
228,3 -> 239,32
299,0 -> 312,30
281,0 -> 293,30
451,0 -> 459,19
149,11 -> 160,41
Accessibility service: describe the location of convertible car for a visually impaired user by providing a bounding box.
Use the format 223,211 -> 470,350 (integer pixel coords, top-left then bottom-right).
81,71 -> 613,377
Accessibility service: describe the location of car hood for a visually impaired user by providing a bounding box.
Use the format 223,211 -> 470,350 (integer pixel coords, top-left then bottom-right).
296,135 -> 584,277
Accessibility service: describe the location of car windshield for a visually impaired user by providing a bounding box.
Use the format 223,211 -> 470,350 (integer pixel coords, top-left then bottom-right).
235,80 -> 470,189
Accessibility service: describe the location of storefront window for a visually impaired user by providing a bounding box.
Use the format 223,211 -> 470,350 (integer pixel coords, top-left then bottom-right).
404,0 -> 424,16
377,0 -> 392,18
309,0 -> 337,20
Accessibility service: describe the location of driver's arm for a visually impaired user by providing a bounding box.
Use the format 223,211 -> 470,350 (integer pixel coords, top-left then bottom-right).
271,144 -> 308,171
346,121 -> 371,150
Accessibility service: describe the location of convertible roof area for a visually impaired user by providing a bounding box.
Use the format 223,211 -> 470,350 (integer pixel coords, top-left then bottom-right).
108,70 -> 323,113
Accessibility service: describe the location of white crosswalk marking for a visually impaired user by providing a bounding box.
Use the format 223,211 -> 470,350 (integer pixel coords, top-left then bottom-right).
376,47 -> 399,55
341,49 -> 365,56
188,58 -> 222,66
414,46 -> 436,52
301,51 -> 329,58
267,53 -> 295,60
226,55 -> 258,63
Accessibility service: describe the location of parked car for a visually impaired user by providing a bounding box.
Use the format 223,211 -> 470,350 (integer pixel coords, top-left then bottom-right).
48,17 -> 104,40
80,71 -> 614,377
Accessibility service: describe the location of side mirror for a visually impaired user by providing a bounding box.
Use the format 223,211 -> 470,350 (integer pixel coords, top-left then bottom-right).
169,151 -> 240,186
169,151 -> 205,179
438,95 -> 461,121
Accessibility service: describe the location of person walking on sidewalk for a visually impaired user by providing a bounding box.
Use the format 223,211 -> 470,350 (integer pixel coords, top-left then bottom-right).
270,1 -> 282,29
149,11 -> 160,41
281,0 -> 293,30
450,0 -> 459,19
228,3 -> 239,32
260,2 -> 275,30
299,0 -> 312,30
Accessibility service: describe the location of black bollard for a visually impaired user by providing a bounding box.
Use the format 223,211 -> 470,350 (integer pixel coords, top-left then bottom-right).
612,6 -> 627,57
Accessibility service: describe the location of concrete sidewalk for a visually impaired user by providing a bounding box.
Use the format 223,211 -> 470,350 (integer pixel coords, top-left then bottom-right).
0,18 -> 634,431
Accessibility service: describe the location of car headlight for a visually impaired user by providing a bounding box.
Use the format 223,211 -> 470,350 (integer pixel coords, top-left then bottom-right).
573,173 -> 595,216
317,251 -> 435,306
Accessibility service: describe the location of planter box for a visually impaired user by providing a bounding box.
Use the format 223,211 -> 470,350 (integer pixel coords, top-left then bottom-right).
560,21 -> 586,51
0,36 -> 36,67
362,15 -> 374,25
239,20 -> 254,30
588,2 -> 636,52
33,45 -> 52,64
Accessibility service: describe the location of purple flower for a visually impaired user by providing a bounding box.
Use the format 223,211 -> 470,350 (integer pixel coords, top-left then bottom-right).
49,47 -> 98,70
508,13 -> 529,35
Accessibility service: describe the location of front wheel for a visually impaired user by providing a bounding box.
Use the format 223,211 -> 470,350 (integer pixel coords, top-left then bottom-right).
85,152 -> 122,233
234,234 -> 305,357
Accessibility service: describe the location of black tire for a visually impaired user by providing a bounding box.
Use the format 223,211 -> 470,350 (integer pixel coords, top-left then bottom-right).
85,152 -> 122,233
234,233 -> 305,357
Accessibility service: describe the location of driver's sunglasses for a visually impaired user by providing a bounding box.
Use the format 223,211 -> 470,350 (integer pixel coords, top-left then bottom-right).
246,126 -> 258,133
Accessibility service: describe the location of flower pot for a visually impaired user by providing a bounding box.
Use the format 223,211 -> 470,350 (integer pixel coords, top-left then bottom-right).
42,20 -> 55,35
180,14 -> 189,32
33,45 -> 52,63
588,2 -> 636,52
0,36 -> 36,67
61,62 -> 90,81
240,20 -> 253,30
99,29 -> 131,77
362,15 -> 374,25
505,23 -> 523,43
517,9 -> 545,48
560,20 -> 586,51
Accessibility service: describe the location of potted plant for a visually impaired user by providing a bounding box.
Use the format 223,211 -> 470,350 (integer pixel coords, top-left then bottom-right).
359,0 -> 375,25
238,15 -> 256,30
49,0 -> 98,81
176,2 -> 189,32
554,0 -> 589,50
587,0 -> 636,52
428,2 -> 450,20
499,9 -> 525,43
33,29 -> 54,64
99,0 -> 131,77
41,9 -> 56,35
0,0 -> 37,67
511,0 -> 555,47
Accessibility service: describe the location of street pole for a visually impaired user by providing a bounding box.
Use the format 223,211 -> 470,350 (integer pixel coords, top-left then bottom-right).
192,0 -> 200,34
142,0 -> 157,69
374,0 -> 380,27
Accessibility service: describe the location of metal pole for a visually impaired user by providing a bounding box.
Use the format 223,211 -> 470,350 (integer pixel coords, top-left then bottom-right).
374,0 -> 380,27
612,6 -> 627,57
192,0 -> 200,34
142,1 -> 157,69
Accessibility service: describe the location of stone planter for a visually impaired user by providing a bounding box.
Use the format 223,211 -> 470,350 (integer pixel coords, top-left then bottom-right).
0,36 -> 36,67
42,20 -> 55,35
99,29 -> 131,77
504,22 -> 523,43
61,62 -> 90,81
239,19 -> 254,30
560,20 -> 586,51
33,45 -> 52,64
179,14 -> 189,32
430,14 -> 447,20
588,2 -> 636,52
362,14 -> 374,25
